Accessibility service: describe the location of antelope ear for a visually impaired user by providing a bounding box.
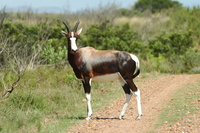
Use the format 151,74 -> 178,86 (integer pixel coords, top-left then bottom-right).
61,30 -> 67,36
77,28 -> 82,35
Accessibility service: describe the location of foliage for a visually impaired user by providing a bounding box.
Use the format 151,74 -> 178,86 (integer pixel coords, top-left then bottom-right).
1,6 -> 200,73
117,8 -> 142,17
147,30 -> 199,73
0,67 -> 121,132
41,39 -> 67,64
118,8 -> 133,16
0,20 -> 67,65
81,21 -> 147,55
148,30 -> 194,57
166,7 -> 200,44
134,0 -> 182,13
81,20 -> 199,74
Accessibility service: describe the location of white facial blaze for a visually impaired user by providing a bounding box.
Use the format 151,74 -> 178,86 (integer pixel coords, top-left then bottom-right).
70,32 -> 78,51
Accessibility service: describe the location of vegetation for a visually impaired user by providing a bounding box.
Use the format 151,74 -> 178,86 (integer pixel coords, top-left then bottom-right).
0,67 -> 123,132
156,80 -> 200,128
0,0 -> 200,132
134,0 -> 182,13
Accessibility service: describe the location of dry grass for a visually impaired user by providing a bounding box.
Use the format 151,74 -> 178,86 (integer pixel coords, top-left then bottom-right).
113,14 -> 171,42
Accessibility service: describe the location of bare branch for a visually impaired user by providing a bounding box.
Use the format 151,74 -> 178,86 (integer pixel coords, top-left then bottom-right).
2,59 -> 24,97
1,42 -> 26,97
2,71 -> 21,97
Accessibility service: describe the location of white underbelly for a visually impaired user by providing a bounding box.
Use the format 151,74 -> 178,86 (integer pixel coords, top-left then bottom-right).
92,73 -> 120,82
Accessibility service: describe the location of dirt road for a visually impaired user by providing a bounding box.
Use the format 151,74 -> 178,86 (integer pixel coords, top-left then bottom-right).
70,74 -> 200,133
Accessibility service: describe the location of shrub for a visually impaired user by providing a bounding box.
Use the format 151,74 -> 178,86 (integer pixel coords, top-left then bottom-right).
181,50 -> 200,73
166,6 -> 200,44
41,39 -> 67,64
148,30 -> 194,57
146,30 -> 199,73
134,0 -> 182,13
81,21 -> 146,54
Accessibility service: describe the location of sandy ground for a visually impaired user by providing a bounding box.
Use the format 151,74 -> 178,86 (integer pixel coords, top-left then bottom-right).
69,74 -> 200,133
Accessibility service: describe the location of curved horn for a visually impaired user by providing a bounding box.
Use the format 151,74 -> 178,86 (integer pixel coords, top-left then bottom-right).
73,20 -> 80,32
62,20 -> 71,33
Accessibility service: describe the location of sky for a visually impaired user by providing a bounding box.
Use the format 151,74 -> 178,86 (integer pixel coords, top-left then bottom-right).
1,0 -> 200,13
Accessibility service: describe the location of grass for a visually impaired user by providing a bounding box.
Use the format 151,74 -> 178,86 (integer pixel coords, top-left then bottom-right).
2,66 -> 199,132
155,79 -> 200,129
0,66 -> 158,132
0,66 -> 124,133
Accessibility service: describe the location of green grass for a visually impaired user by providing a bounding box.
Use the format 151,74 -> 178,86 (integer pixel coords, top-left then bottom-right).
0,66 -> 124,133
3,66 -> 198,132
155,79 -> 200,129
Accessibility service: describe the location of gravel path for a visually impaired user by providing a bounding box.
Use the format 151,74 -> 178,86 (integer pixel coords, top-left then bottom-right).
70,74 -> 200,133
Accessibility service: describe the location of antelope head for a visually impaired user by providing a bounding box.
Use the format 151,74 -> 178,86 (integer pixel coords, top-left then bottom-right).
62,20 -> 82,53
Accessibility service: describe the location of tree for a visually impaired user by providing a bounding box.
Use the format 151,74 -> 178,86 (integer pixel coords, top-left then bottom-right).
134,0 -> 182,13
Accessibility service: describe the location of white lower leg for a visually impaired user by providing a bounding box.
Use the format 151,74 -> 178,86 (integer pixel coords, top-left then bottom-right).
86,93 -> 92,120
134,89 -> 142,120
119,93 -> 132,119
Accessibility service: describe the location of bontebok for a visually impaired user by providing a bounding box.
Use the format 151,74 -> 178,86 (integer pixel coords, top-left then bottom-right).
61,20 -> 142,120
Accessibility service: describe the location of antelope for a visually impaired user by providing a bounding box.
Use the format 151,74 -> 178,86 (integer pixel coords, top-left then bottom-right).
61,20 -> 142,120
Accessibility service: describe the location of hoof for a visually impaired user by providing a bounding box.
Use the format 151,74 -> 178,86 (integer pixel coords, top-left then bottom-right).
135,117 -> 141,120
85,114 -> 92,120
119,115 -> 124,120
85,117 -> 91,120
135,115 -> 142,120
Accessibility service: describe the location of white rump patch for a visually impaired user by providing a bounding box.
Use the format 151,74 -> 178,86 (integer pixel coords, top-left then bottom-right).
129,54 -> 140,74
129,54 -> 140,68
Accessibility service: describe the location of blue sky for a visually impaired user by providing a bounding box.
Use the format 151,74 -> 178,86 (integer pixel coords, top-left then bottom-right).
1,0 -> 200,13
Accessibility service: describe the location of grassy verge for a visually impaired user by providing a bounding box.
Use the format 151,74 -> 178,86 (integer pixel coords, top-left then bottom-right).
0,66 -> 124,133
0,66 -> 166,132
155,79 -> 200,130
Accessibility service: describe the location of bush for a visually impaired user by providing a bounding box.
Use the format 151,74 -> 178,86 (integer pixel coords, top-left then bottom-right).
134,0 -> 182,13
0,20 -> 67,65
81,21 -> 146,54
145,30 -> 199,73
166,7 -> 200,44
148,30 -> 194,57
181,50 -> 200,73
41,39 -> 67,64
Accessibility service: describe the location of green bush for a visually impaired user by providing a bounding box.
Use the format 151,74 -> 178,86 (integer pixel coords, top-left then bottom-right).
1,7 -> 200,73
41,39 -> 67,64
166,7 -> 200,44
145,30 -> 199,73
0,20 -> 68,65
181,50 -> 200,73
134,0 -> 182,13
81,21 -> 146,54
142,50 -> 200,74
148,30 -> 194,57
